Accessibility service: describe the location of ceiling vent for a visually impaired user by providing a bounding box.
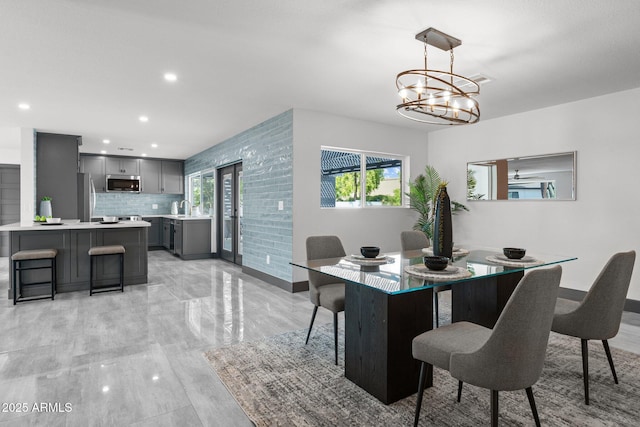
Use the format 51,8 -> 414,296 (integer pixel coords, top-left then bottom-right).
117,147 -> 134,151
469,74 -> 493,85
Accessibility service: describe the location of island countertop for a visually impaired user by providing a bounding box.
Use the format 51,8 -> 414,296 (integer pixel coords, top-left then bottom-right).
0,220 -> 151,232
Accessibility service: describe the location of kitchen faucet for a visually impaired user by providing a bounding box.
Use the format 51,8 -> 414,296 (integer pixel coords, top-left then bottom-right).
179,200 -> 192,216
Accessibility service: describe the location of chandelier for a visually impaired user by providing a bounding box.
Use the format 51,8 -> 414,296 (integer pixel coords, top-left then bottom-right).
396,28 -> 480,125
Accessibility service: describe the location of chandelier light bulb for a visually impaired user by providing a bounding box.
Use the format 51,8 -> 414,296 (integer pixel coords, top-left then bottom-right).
398,88 -> 408,99
443,91 -> 451,103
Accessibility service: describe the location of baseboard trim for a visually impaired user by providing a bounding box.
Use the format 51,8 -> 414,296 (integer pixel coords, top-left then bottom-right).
241,266 -> 308,293
559,287 -> 640,313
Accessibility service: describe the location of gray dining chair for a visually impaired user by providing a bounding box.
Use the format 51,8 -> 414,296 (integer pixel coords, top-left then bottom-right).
412,265 -> 562,427
400,230 -> 449,328
305,235 -> 347,365
551,250 -> 635,405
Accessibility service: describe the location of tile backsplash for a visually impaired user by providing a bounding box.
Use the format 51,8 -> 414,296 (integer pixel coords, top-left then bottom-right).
94,193 -> 183,216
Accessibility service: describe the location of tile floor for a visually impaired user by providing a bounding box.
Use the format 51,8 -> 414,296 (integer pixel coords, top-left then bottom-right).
0,251 -> 638,426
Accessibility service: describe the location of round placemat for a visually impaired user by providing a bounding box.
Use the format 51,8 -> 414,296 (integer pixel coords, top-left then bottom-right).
404,265 -> 472,280
344,255 -> 395,266
485,255 -> 544,267
422,247 -> 470,257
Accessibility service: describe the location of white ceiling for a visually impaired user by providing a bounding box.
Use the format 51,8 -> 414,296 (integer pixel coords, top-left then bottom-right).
1,0 -> 639,160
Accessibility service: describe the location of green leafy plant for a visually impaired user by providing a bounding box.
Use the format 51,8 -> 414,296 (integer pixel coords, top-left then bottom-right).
407,165 -> 468,240
41,196 -> 52,201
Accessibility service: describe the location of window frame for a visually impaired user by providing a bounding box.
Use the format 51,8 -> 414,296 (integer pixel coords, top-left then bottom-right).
320,146 -> 409,209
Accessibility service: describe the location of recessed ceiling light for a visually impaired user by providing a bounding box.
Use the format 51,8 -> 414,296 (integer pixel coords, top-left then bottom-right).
164,72 -> 177,82
18,103 -> 30,110
102,139 -> 110,144
151,143 -> 158,148
141,153 -> 147,157
100,150 -> 107,154
139,115 -> 149,123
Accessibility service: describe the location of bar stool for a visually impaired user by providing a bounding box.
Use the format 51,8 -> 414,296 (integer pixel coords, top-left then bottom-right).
12,249 -> 58,305
88,245 -> 125,295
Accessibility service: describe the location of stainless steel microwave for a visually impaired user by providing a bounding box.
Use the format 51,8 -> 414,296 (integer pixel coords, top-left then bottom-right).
106,175 -> 141,193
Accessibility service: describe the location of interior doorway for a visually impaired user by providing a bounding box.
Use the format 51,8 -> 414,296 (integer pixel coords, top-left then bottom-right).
218,162 -> 243,265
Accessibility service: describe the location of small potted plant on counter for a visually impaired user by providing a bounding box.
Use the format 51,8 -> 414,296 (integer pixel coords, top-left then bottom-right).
40,196 -> 52,218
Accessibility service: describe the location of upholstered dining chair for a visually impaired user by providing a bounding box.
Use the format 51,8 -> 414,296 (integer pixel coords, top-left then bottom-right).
412,265 -> 562,427
305,235 -> 347,365
400,230 -> 449,328
551,250 -> 635,405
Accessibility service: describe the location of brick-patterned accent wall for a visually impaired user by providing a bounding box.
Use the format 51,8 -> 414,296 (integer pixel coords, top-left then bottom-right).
185,110 -> 293,282
95,193 -> 182,216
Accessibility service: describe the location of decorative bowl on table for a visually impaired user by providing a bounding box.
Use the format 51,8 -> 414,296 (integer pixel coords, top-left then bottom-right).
46,217 -> 61,223
423,256 -> 449,271
360,246 -> 380,258
503,247 -> 526,260
102,216 -> 118,223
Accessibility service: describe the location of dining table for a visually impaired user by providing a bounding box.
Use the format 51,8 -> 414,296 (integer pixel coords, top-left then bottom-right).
291,246 -> 577,404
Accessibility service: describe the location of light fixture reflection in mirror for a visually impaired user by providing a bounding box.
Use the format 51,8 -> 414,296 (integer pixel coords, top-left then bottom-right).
467,152 -> 576,201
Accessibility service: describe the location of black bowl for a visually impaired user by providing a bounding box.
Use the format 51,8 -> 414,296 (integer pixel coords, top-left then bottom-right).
360,246 -> 380,258
503,247 -> 526,260
424,256 -> 449,271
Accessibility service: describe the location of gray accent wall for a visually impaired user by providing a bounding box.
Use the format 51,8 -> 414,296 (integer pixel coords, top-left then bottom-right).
185,110 -> 293,283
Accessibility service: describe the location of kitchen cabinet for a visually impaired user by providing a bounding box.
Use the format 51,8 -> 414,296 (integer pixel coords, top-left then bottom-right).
106,157 -> 139,175
80,155 -> 106,192
162,218 -> 172,250
173,218 -> 211,260
81,155 -> 182,194
36,132 -> 82,219
139,159 -> 162,194
140,159 -> 183,194
161,160 -> 184,194
173,220 -> 183,256
143,217 -> 163,248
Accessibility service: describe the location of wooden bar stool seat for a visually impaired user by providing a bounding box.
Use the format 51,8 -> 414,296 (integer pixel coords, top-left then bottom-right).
12,249 -> 58,305
89,245 -> 125,295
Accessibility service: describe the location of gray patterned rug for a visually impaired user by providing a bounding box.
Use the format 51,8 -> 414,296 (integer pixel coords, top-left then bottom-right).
205,324 -> 640,426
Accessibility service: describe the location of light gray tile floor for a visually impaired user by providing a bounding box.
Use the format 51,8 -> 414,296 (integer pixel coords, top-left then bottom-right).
0,251 -> 638,426
0,251 -> 333,426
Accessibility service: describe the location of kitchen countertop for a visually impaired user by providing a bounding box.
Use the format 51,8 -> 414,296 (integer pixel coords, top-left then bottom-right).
0,220 -> 151,232
141,214 -> 214,221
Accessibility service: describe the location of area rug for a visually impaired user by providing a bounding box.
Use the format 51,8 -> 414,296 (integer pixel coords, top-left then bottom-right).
205,325 -> 640,426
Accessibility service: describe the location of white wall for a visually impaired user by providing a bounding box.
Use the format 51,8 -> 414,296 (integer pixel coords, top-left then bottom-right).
427,87 -> 640,300
0,127 -> 21,164
19,129 -> 35,225
292,109 -> 428,282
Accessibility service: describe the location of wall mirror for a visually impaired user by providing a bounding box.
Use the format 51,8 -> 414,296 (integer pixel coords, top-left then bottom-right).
467,151 -> 576,201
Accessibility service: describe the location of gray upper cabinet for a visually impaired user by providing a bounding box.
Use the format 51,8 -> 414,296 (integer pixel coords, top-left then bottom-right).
80,155 -> 106,192
139,159 -> 162,194
106,157 -> 140,175
81,154 -> 182,194
161,160 -> 184,194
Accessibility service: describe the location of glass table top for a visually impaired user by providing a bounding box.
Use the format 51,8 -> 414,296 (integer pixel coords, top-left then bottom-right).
291,247 -> 577,295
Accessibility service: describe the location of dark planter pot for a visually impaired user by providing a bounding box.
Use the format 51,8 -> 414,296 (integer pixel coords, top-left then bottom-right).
432,185 -> 453,259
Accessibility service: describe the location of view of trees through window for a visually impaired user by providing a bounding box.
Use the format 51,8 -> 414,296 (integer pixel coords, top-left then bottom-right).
188,171 -> 215,215
321,149 -> 404,208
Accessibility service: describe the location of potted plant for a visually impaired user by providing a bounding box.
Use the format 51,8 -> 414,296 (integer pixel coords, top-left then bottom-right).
40,196 -> 52,218
407,166 -> 468,240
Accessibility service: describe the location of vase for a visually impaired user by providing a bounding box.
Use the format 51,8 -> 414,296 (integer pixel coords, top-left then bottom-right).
432,185 -> 453,259
40,200 -> 52,217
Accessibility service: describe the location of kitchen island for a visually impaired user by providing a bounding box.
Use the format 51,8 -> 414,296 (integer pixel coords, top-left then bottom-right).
2,220 -> 149,299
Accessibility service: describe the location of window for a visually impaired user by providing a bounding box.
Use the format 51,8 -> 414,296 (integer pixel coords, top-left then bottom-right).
187,170 -> 215,216
321,148 -> 407,208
